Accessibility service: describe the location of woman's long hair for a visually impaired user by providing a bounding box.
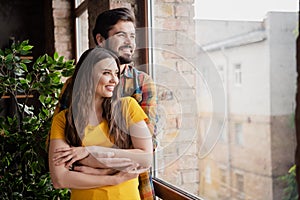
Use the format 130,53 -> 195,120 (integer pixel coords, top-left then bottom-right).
64,47 -> 131,149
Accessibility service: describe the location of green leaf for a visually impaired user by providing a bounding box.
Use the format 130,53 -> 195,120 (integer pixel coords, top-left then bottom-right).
53,52 -> 59,60
5,53 -> 13,62
22,45 -> 34,51
58,56 -> 64,63
36,55 -> 46,64
19,63 -> 28,72
21,59 -> 32,64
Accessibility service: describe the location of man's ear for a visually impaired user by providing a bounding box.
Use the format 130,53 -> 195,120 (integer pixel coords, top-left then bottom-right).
96,34 -> 105,47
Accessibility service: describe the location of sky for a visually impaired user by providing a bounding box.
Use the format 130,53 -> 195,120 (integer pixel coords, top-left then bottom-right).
194,0 -> 299,21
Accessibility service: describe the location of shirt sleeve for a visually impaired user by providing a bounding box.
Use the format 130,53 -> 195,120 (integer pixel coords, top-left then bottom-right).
139,73 -> 157,136
50,110 -> 67,140
122,97 -> 148,126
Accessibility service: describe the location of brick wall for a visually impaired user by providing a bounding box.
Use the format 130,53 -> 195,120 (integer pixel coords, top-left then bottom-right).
52,0 -> 73,60
153,0 -> 200,195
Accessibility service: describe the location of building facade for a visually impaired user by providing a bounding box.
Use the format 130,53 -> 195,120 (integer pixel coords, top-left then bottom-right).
196,12 -> 298,199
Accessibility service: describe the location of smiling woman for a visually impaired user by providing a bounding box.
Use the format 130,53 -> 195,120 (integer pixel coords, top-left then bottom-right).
48,47 -> 153,200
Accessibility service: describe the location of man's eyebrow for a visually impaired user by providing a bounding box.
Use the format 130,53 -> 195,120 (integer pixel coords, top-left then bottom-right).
114,31 -> 126,35
114,31 -> 135,35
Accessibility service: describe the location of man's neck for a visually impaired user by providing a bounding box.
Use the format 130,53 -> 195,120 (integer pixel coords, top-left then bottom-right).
120,64 -> 127,74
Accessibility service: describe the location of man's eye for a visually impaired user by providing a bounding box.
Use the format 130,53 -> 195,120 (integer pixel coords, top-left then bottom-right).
103,71 -> 110,75
117,33 -> 126,37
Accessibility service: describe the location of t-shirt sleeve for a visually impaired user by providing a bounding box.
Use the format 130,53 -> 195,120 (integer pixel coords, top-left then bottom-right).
122,97 -> 148,126
50,110 -> 67,140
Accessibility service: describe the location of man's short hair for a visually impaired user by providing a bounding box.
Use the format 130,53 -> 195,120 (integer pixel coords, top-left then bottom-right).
92,7 -> 136,44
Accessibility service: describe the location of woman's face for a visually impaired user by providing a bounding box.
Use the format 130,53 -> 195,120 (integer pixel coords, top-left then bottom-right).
94,57 -> 119,99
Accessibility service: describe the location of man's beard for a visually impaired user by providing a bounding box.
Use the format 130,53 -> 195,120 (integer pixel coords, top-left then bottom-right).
104,42 -> 133,64
118,55 -> 132,64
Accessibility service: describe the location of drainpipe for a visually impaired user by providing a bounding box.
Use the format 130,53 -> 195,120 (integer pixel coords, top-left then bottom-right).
221,46 -> 233,198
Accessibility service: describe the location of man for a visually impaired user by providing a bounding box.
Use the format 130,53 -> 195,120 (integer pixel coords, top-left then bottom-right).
55,7 -> 157,200
93,7 -> 157,137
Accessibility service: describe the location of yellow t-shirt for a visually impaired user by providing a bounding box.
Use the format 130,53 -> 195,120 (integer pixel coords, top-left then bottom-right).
50,97 -> 148,200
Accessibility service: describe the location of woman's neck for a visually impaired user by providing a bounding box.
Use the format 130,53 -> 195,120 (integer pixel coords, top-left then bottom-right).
89,98 -> 103,125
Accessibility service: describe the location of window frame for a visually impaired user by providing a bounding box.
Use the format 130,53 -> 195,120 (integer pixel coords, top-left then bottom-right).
72,1 -> 203,199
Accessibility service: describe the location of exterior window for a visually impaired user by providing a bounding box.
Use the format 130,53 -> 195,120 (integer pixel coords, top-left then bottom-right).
235,123 -> 243,145
205,165 -> 212,184
219,121 -> 227,142
235,173 -> 245,200
75,9 -> 88,60
234,63 -> 242,86
218,168 -> 229,198
218,65 -> 224,82
72,1 -> 298,199
75,0 -> 85,7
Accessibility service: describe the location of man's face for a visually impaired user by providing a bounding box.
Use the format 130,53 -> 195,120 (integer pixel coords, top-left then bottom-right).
103,21 -> 136,64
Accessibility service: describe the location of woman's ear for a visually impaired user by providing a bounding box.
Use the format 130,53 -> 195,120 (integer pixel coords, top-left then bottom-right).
96,34 -> 105,47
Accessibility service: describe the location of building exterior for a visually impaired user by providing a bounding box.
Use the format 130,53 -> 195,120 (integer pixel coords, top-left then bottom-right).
195,12 -> 298,199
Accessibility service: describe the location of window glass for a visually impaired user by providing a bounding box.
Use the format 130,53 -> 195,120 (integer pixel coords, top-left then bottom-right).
234,64 -> 242,86
75,9 -> 88,61
75,0 -> 85,8
150,0 -> 298,199
234,123 -> 243,145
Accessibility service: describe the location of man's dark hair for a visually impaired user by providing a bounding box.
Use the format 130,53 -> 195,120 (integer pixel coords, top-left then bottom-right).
92,7 -> 136,44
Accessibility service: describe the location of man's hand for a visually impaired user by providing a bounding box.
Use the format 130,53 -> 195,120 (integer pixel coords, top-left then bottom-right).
87,151 -> 136,170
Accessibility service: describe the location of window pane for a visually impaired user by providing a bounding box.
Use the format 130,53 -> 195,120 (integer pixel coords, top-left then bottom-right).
150,0 -> 298,199
76,9 -> 88,60
75,0 -> 85,8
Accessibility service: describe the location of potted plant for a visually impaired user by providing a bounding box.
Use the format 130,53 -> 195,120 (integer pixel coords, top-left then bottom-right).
0,40 -> 73,199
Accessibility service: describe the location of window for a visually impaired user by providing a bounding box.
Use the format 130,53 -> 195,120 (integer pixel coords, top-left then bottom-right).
72,0 -> 298,199
75,9 -> 88,59
235,173 -> 245,200
74,1 -> 88,61
218,168 -> 229,198
234,123 -> 243,146
219,121 -> 227,142
234,63 -> 242,86
205,165 -> 212,184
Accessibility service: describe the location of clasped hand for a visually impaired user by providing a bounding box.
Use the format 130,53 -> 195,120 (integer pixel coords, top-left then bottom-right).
53,146 -> 148,174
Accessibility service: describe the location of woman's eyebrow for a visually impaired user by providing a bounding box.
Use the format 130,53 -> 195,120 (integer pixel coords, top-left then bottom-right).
102,68 -> 119,72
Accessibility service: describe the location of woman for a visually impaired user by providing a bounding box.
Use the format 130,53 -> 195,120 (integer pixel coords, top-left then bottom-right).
48,47 -> 153,200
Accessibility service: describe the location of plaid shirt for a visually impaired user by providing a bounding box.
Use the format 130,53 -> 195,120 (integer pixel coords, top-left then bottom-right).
121,65 -> 157,199
121,65 -> 157,139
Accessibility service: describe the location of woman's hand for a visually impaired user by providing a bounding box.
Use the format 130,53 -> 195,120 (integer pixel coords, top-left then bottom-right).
53,146 -> 89,168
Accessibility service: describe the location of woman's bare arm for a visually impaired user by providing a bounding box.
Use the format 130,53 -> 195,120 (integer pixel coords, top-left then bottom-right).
54,121 -> 153,169
49,139 -> 138,189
